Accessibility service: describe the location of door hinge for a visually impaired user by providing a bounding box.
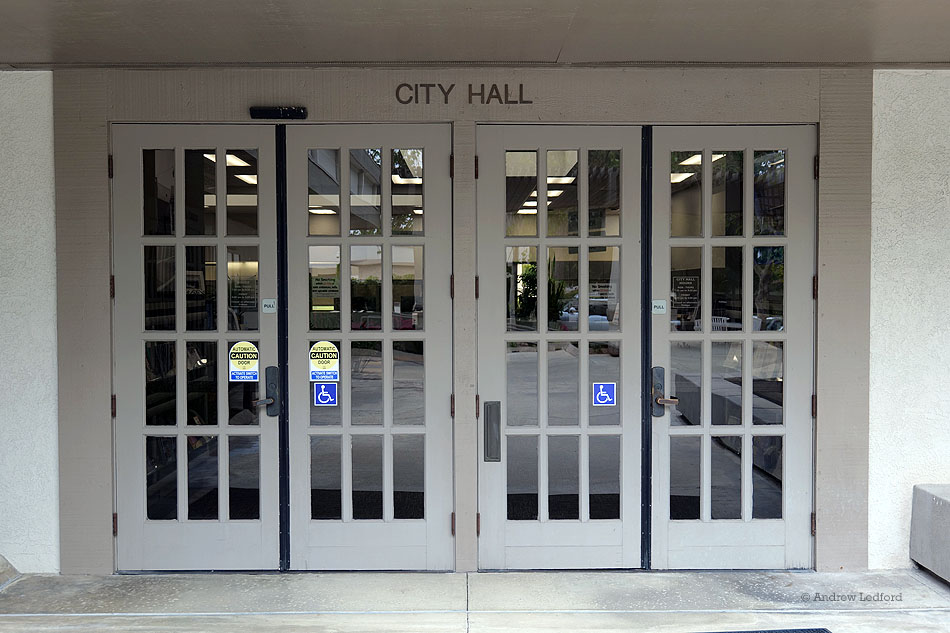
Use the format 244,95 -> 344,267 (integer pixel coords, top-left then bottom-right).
111,394 -> 117,418
113,512 -> 118,536
451,512 -> 456,536
813,275 -> 818,300
108,154 -> 114,179
811,394 -> 817,418
450,274 -> 454,299
449,154 -> 454,179
475,155 -> 479,179
476,512 -> 481,537
475,394 -> 480,418
110,275 -> 115,299
475,275 -> 480,299
811,512 -> 816,536
814,155 -> 819,180
450,393 -> 455,418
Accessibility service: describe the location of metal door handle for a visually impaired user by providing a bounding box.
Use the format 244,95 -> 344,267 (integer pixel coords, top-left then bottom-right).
655,397 -> 679,406
484,401 -> 501,462
252,398 -> 275,407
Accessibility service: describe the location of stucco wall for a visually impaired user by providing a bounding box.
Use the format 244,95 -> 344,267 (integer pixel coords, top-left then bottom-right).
870,70 -> 950,568
0,71 -> 60,573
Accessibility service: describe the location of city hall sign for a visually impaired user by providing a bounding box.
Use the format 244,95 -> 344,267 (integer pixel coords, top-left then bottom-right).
395,83 -> 533,105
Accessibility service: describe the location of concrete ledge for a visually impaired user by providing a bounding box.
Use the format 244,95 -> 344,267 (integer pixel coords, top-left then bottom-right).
0,555 -> 18,591
910,484 -> 950,582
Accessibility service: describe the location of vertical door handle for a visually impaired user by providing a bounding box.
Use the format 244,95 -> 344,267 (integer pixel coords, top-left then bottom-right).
651,366 -> 668,417
258,366 -> 279,417
484,401 -> 501,462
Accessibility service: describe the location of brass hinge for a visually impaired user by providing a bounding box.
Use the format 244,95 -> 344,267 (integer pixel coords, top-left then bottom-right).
811,512 -> 816,536
449,154 -> 454,179
476,512 -> 481,537
450,274 -> 454,300
111,394 -> 117,418
475,394 -> 480,418
813,275 -> 818,300
475,275 -> 480,299
451,512 -> 456,536
475,155 -> 479,179
811,394 -> 817,418
113,512 -> 118,536
110,275 -> 115,299
108,154 -> 114,179
450,393 -> 455,418
814,155 -> 819,180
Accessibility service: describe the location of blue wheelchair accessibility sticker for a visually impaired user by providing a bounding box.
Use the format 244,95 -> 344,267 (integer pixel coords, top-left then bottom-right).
592,382 -> 616,407
313,382 -> 338,407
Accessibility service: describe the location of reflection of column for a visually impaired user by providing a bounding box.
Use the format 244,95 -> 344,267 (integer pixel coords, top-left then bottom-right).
609,250 -> 620,326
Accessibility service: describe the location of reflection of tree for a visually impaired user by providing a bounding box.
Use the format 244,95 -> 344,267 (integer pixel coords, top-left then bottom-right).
517,264 -> 537,320
753,247 -> 784,321
547,257 -> 569,326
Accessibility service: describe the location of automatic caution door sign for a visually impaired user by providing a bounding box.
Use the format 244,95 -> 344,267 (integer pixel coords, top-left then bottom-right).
228,341 -> 260,382
310,341 -> 340,381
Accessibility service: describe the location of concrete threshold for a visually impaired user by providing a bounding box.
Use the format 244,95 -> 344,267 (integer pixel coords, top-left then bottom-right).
0,569 -> 947,632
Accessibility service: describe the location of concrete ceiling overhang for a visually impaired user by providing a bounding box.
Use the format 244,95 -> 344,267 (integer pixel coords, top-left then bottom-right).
1,0 -> 949,68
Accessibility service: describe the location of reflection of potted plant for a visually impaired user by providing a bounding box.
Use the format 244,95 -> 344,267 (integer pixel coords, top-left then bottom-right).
516,264 -> 537,321
547,257 -> 569,327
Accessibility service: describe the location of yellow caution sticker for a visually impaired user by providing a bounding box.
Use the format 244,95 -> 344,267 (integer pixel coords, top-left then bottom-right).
228,341 -> 260,382
310,341 -> 340,382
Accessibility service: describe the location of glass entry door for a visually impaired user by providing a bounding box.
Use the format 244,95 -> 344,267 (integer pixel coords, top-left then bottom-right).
476,125 -> 643,569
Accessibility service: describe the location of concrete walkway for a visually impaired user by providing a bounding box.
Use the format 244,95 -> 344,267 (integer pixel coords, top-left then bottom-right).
0,569 -> 947,632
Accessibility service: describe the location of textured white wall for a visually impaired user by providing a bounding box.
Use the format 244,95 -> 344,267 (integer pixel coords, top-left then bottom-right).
0,71 -> 60,573
870,70 -> 950,568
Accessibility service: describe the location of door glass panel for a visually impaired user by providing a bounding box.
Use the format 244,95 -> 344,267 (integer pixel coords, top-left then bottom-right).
547,246 -> 579,331
143,149 -> 175,236
711,436 -> 741,519
392,148 -> 424,235
546,150 -> 579,237
670,342 -> 701,427
671,151 -> 702,237
351,245 -> 382,330
185,341 -> 216,426
712,151 -> 742,236
712,342 -> 742,426
588,149 -> 621,237
753,246 -> 784,331
712,246 -> 742,330
352,435 -> 383,519
228,435 -> 260,519
754,150 -> 786,235
506,342 -> 538,427
589,435 -> 620,519
310,340 -> 342,426
548,435 -> 579,520
753,341 -> 784,426
185,150 -> 216,236
505,150 -> 537,236
589,341 -> 620,426
506,246 -> 538,331
186,246 -> 217,331
145,436 -> 177,520
589,246 -> 620,332
393,341 -> 424,426
226,149 -> 258,236
227,246 -> 259,331
350,148 -> 382,236
752,435 -> 783,519
187,435 -> 218,520
393,434 -> 425,519
507,435 -> 538,520
547,342 -> 579,427
670,246 -> 701,332
144,245 -> 175,330
670,435 -> 701,520
228,340 -> 259,426
145,341 -> 176,426
309,245 -> 341,331
308,149 -> 341,236
393,245 -> 423,330
311,435 -> 342,519
351,341 -> 383,426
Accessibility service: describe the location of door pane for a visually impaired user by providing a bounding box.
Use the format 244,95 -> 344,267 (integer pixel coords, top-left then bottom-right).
144,245 -> 175,330
546,150 -> 579,237
670,342 -> 701,427
589,246 -> 620,332
311,435 -> 342,520
507,435 -> 538,520
670,436 -> 701,520
505,151 -> 537,237
392,148 -> 424,235
308,149 -> 341,236
753,341 -> 784,426
184,150 -> 216,236
310,340 -> 342,426
185,341 -> 216,426
393,341 -> 424,426
711,436 -> 741,520
588,149 -> 621,237
392,246 -> 423,330
548,435 -> 579,520
589,341 -> 621,426
351,341 -> 383,426
143,149 -> 175,235
309,245 -> 341,330
187,436 -> 218,520
351,245 -> 382,330
226,149 -> 258,235
712,246 -> 742,330
145,436 -> 177,520
548,246 -> 579,331
589,435 -> 621,519
547,342 -> 579,427
350,148 -> 382,236
506,246 -> 538,331
752,436 -> 783,519
671,151 -> 702,237
393,434 -> 425,519
670,246 -> 701,332
754,150 -> 786,235
145,341 -> 176,426
229,435 -> 260,520
712,342 -> 742,426
185,246 -> 217,331
506,342 -> 538,427
227,246 -> 259,331
712,151 -> 742,236
352,435 -> 383,519
753,246 -> 784,332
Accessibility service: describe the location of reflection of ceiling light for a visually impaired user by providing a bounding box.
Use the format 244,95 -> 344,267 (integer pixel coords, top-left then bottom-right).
412,209 -> 424,215
670,173 -> 694,183
678,153 -> 725,166
547,176 -> 575,184
204,153 -> 252,167
203,153 -> 215,162
768,158 -> 785,167
517,208 -> 538,215
523,200 -> 538,207
392,175 -> 423,185
309,207 -> 337,215
777,376 -> 783,382
547,190 -> 563,197
236,174 -> 257,185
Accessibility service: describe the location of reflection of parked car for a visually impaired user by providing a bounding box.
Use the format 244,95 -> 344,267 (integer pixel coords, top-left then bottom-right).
764,316 -> 784,331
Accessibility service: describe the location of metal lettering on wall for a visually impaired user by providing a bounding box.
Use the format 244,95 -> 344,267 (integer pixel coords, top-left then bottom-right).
395,83 -> 533,105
